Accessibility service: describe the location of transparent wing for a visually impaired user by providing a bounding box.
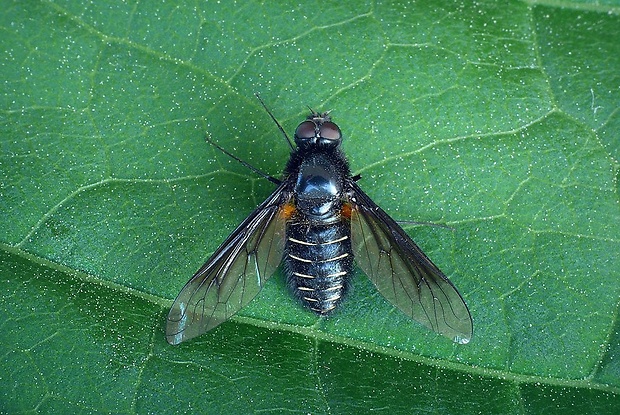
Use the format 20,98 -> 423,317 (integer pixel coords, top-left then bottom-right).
166,183 -> 289,345
348,182 -> 473,344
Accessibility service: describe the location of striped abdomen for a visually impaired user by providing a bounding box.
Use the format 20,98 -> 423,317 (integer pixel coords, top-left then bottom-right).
284,221 -> 353,314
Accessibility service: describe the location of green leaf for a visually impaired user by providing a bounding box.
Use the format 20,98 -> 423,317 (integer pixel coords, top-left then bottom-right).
2,0 -> 619,414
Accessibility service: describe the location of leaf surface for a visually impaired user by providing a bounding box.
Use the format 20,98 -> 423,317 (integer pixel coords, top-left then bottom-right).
1,0 -> 619,413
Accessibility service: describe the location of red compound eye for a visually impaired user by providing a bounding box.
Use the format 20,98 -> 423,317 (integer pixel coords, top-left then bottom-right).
295,120 -> 316,139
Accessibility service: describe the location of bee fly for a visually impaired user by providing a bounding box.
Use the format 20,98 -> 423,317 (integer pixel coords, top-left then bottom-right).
166,95 -> 473,345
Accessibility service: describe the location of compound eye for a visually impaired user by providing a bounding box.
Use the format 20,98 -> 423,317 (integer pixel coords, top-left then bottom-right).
295,121 -> 317,139
319,121 -> 341,140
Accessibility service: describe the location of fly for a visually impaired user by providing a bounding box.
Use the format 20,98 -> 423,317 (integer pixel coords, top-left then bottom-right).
166,95 -> 473,345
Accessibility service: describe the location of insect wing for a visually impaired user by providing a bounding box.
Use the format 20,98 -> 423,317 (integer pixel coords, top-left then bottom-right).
166,183 -> 289,345
348,182 -> 473,344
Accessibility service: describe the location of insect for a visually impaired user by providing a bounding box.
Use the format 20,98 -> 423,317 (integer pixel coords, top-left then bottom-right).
166,96 -> 473,345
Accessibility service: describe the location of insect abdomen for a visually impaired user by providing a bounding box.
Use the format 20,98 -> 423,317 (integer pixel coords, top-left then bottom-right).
285,222 -> 353,314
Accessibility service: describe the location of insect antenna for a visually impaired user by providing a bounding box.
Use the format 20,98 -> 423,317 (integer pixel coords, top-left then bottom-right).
205,134 -> 282,185
254,92 -> 295,151
306,105 -> 333,118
